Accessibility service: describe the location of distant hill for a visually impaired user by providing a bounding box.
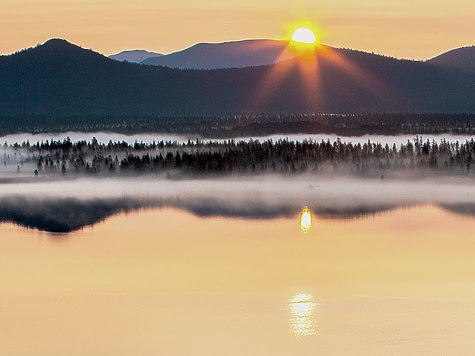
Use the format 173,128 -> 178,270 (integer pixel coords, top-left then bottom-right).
428,46 -> 475,73
0,38 -> 473,133
141,39 -> 298,69
109,49 -> 162,63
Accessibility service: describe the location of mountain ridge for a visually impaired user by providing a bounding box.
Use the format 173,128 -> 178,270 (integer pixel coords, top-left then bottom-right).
140,39 -> 297,69
428,46 -> 475,73
0,38 -> 473,129
121,39 -> 474,71
109,49 -> 162,63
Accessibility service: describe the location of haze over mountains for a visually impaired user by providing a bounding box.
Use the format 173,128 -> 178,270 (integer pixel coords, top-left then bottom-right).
109,50 -> 162,63
140,40 -> 297,69
0,38 -> 473,132
109,39 -> 475,72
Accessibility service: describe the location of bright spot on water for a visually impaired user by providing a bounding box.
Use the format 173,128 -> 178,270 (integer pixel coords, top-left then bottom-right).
300,207 -> 312,233
288,293 -> 318,336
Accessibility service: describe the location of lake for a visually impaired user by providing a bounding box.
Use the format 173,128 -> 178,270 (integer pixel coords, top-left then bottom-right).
0,130 -> 474,354
1,204 -> 475,355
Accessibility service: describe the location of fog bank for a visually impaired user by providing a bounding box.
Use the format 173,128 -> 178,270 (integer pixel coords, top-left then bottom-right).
0,176 -> 473,232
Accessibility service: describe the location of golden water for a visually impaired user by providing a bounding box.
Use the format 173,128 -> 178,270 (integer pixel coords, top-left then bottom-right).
1,206 -> 475,355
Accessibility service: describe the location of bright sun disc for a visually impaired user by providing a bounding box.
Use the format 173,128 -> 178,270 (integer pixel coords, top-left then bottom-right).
292,28 -> 316,44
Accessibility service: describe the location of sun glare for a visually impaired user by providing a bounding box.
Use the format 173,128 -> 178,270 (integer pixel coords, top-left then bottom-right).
292,28 -> 316,44
288,293 -> 318,336
300,207 -> 312,233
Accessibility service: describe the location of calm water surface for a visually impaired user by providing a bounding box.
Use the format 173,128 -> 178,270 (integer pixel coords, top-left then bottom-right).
1,206 -> 475,355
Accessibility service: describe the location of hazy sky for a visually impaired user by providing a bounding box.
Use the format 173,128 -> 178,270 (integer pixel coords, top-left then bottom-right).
1,0 -> 473,59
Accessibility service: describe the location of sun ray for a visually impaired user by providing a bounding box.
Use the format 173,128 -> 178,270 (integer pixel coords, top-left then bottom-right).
317,46 -> 396,104
243,22 -> 395,113
294,46 -> 324,112
245,41 -> 325,112
243,43 -> 298,111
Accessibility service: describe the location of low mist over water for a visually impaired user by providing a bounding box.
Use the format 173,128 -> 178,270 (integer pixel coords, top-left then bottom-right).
0,132 -> 473,232
0,176 -> 473,232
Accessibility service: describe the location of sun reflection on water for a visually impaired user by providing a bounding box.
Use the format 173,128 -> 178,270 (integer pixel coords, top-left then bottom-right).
288,293 -> 318,336
300,207 -> 312,233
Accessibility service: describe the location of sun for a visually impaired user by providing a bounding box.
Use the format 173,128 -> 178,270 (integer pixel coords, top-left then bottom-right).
292,28 -> 316,45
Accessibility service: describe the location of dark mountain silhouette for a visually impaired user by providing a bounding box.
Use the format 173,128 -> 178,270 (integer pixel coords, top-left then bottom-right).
109,49 -> 162,63
141,39 -> 298,69
0,38 -> 473,131
428,46 -> 475,73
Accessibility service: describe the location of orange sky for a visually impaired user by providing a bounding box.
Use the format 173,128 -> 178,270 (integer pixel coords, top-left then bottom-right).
1,0 -> 473,59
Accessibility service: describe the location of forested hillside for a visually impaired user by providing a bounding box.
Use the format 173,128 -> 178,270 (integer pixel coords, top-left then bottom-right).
0,39 -> 473,135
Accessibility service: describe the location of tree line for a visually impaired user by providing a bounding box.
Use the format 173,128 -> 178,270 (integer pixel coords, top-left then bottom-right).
8,136 -> 473,177
0,113 -> 473,137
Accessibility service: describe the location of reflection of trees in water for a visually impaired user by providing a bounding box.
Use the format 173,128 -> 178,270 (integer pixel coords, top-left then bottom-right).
0,194 -> 473,233
439,203 -> 475,217
0,197 -> 154,233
